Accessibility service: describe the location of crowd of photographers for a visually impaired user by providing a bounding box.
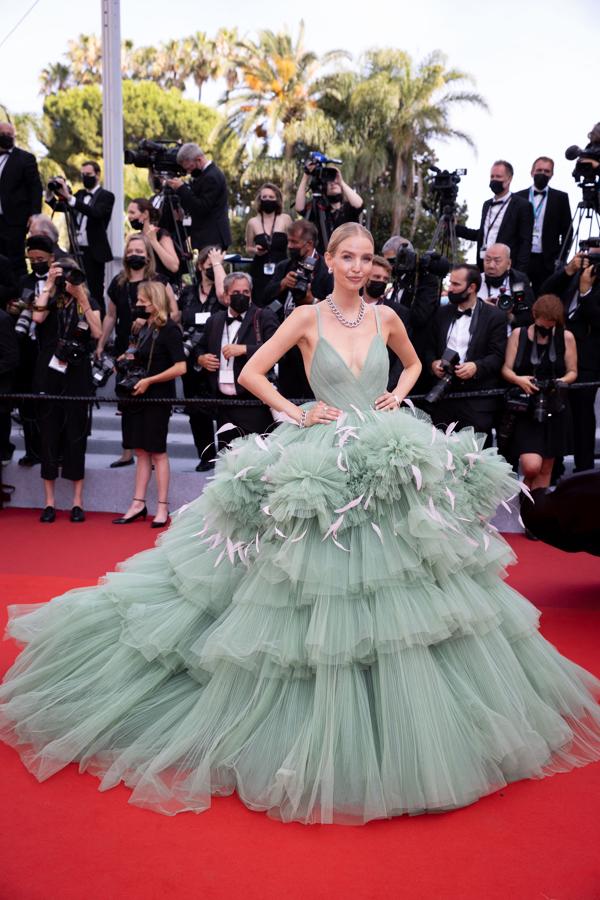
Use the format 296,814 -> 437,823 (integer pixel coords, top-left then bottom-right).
0,122 -> 599,521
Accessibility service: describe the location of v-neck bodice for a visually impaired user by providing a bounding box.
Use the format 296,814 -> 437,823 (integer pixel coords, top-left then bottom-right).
308,305 -> 389,410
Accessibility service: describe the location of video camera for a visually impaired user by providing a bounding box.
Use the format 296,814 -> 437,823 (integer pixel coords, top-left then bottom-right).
428,166 -> 467,212
565,143 -> 600,211
425,348 -> 460,404
392,246 -> 451,281
124,139 -> 185,178
305,150 -> 343,198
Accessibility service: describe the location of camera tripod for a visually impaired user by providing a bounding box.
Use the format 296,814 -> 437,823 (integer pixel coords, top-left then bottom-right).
557,179 -> 600,266
155,182 -> 197,285
427,203 -> 460,264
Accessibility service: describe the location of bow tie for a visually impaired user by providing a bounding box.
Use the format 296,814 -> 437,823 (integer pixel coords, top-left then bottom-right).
455,308 -> 472,318
533,190 -> 546,197
226,315 -> 239,326
490,199 -> 505,206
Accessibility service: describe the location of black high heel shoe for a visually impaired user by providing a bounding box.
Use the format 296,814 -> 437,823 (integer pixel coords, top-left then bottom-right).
151,501 -> 170,529
112,499 -> 147,525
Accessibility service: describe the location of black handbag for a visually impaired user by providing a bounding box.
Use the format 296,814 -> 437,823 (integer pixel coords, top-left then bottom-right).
115,330 -> 157,398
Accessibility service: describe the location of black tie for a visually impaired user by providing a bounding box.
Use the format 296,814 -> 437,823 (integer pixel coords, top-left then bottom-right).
226,316 -> 238,326
534,190 -> 546,197
456,308 -> 472,319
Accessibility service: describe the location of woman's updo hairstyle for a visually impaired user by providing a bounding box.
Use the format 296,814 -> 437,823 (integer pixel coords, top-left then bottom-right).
327,223 -> 374,255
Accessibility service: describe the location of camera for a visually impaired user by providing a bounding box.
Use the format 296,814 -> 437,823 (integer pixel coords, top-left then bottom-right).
391,247 -> 450,281
579,237 -> 600,276
496,283 -> 528,315
91,353 -> 114,389
13,289 -> 35,338
181,327 -> 205,361
54,261 -> 86,293
305,150 -> 342,198
124,139 -> 185,177
115,358 -> 147,397
47,176 -> 66,195
428,166 -> 467,211
531,379 -> 568,423
425,348 -> 460,404
55,320 -> 91,366
291,253 -> 318,301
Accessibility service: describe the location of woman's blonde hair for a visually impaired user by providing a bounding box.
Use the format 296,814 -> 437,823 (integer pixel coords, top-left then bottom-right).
327,222 -> 374,255
137,280 -> 170,327
118,233 -> 156,285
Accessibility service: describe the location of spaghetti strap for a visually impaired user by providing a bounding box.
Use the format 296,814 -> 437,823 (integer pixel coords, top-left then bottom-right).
373,304 -> 382,335
315,304 -> 322,336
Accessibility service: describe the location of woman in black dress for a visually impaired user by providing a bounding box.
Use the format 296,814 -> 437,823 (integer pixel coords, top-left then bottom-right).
127,198 -> 180,285
113,281 -> 186,528
245,183 -> 293,307
178,245 -> 226,471
98,234 -> 180,467
502,294 -> 577,489
31,258 -> 102,521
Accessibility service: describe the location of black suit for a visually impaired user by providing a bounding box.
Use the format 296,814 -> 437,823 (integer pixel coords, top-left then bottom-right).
0,253 -> 18,309
540,267 -> 600,471
515,186 -> 572,293
0,147 -> 43,277
262,254 -> 333,306
424,299 -> 507,434
49,187 -> 114,315
0,308 -> 19,459
456,194 -> 534,273
175,163 -> 231,250
197,304 -> 278,438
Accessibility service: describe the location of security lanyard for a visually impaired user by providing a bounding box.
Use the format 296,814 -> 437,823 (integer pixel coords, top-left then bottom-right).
484,199 -> 508,246
529,188 -> 547,223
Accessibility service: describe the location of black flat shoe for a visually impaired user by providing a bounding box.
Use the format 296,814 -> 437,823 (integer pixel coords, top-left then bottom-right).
109,457 -> 134,468
19,455 -> 40,467
112,506 -> 147,524
40,506 -> 56,523
70,506 -> 86,523
196,461 -> 215,472
151,516 -> 170,529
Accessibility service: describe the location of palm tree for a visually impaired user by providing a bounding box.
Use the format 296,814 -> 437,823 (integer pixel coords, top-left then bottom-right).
66,34 -> 103,85
39,62 -> 72,96
218,22 -> 349,197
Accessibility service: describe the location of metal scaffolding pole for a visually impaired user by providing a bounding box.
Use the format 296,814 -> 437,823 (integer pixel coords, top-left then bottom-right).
101,0 -> 124,282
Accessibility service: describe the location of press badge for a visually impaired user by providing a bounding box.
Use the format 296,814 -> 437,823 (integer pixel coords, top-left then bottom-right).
479,247 -> 487,259
263,262 -> 275,275
195,312 -> 210,325
182,215 -> 192,228
48,355 -> 68,374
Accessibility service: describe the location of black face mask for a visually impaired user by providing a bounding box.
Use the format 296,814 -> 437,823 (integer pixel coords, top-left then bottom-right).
259,199 -> 278,214
288,247 -> 303,262
133,305 -> 151,320
328,192 -> 343,204
82,174 -> 97,190
485,273 -> 506,288
489,179 -> 505,195
190,167 -> 202,179
31,261 -> 50,277
0,134 -> 15,151
229,292 -> 250,314
535,324 -> 553,338
127,255 -> 147,271
204,266 -> 214,281
366,280 -> 387,298
130,218 -> 144,231
447,289 -> 470,305
533,173 -> 550,191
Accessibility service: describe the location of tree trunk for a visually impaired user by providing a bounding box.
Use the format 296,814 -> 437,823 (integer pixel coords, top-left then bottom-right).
391,152 -> 407,234
282,138 -> 294,207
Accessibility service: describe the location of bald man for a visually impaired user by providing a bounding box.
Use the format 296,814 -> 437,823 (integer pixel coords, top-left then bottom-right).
479,243 -> 534,328
0,122 -> 42,277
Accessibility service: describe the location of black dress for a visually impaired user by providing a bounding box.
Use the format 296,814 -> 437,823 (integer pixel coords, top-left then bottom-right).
250,231 -> 288,307
107,274 -> 169,357
121,319 -> 185,454
511,327 -> 568,459
34,296 -> 98,482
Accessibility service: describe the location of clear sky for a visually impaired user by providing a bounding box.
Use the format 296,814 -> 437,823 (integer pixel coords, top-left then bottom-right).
1,0 -> 598,250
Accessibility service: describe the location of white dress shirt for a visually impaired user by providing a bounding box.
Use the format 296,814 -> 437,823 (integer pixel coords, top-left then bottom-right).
446,310 -> 472,363
218,312 -> 245,395
528,186 -> 548,254
68,184 -> 101,248
482,193 -> 512,254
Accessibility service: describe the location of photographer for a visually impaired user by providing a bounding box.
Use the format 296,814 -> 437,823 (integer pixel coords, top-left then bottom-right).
28,214 -> 68,259
31,259 -> 101,522
478,243 -> 534,329
455,160 -> 534,273
364,255 -> 410,392
166,143 -> 231,250
295,161 -> 363,253
0,121 -> 43,278
0,251 -> 18,310
540,246 -> 600,472
196,272 -> 278,439
113,281 -> 186,529
245,183 -> 293,306
0,304 -> 19,465
502,295 -> 577,488
178,246 -> 226,471
262,221 -> 333,311
46,161 -> 114,315
127,198 -> 180,283
425,264 -> 507,440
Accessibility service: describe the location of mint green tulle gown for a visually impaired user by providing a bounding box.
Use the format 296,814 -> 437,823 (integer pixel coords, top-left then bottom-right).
2,305 -> 600,824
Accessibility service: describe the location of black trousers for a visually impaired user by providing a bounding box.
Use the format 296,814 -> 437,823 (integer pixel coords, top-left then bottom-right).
38,399 -> 91,481
528,253 -> 556,296
0,217 -> 27,279
215,393 -> 274,445
569,384 -> 598,471
81,248 -> 106,316
182,371 -> 217,464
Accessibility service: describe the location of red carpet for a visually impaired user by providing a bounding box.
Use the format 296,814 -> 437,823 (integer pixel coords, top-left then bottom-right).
1,508 -> 599,900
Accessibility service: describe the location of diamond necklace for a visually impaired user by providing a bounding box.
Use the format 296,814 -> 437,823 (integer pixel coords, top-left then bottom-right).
325,294 -> 366,329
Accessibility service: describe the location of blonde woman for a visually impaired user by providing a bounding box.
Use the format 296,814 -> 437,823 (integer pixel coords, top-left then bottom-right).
113,280 -> 186,528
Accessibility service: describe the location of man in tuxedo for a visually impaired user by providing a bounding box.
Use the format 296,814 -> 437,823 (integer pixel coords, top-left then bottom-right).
541,252 -> 600,473
263,220 -> 333,309
48,161 -> 114,315
196,272 -> 278,439
364,255 -> 411,392
478,243 -> 534,329
456,160 -> 534,274
425,264 -> 507,438
167,143 -> 231,250
515,156 -> 572,294
0,122 -> 42,278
